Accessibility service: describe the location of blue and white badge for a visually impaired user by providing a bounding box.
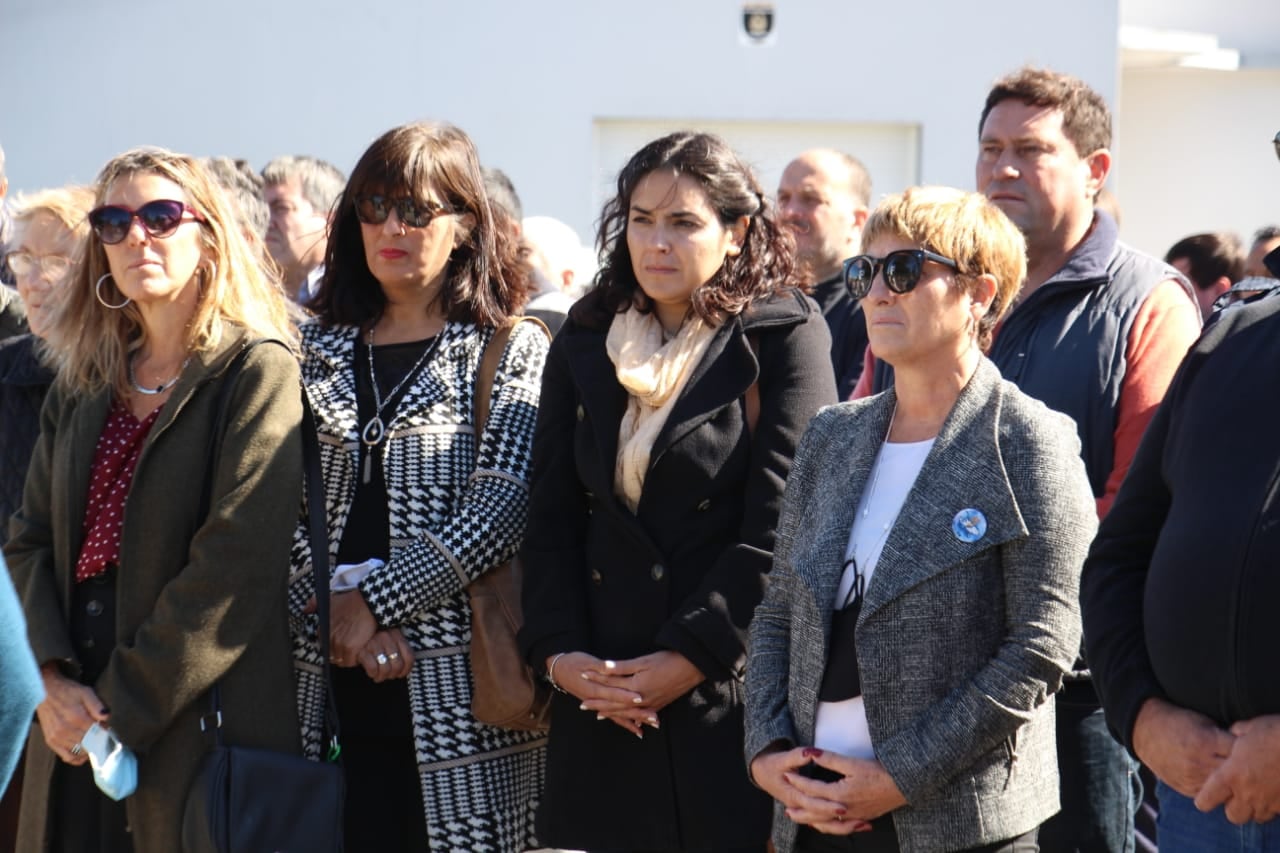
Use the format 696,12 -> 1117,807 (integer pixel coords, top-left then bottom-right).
952,508 -> 987,543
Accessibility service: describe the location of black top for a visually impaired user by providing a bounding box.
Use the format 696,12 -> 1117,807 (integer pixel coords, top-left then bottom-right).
1082,294 -> 1280,749
809,273 -> 867,400
334,336 -> 434,735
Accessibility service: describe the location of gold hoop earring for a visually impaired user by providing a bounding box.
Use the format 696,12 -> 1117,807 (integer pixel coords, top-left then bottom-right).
95,274 -> 131,310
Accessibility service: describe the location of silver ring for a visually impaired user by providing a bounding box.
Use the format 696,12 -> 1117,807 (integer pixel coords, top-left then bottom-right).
388,652 -> 400,661
70,743 -> 83,756
376,653 -> 389,665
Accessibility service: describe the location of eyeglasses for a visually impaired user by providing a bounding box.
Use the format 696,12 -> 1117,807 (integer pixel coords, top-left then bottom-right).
353,195 -> 452,228
5,251 -> 73,281
88,200 -> 205,245
842,249 -> 960,300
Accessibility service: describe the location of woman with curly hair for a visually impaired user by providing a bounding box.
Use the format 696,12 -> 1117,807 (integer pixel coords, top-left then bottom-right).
519,130 -> 837,852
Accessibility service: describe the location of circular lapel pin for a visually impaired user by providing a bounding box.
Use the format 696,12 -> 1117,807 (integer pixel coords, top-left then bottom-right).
952,508 -> 987,543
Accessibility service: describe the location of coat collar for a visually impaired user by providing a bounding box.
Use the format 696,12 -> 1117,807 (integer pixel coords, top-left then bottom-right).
559,312 -> 759,498
301,319 -> 476,443
147,325 -> 276,446
861,358 -> 1026,619
795,358 -> 1027,622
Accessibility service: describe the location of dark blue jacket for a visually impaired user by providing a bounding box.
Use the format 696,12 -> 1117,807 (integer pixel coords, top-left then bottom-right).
0,334 -> 53,547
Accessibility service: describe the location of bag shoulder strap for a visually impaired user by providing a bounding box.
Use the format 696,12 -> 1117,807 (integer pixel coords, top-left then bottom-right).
198,341 -> 339,758
474,316 -> 551,441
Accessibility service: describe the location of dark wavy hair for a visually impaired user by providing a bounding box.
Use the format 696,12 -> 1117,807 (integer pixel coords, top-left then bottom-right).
309,121 -> 529,327
588,131 -> 800,325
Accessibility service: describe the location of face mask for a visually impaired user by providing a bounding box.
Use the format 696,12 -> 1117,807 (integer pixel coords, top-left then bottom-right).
80,722 -> 138,801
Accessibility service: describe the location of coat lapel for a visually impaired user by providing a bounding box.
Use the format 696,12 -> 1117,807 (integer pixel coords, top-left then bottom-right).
304,325 -> 361,443
649,317 -> 755,468
63,390 -> 112,589
861,359 -> 1027,621
561,328 -> 628,499
790,394 -> 898,623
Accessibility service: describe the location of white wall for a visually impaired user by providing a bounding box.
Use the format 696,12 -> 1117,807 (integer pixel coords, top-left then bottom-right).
1115,67 -> 1280,258
1,0 -> 1118,243
1121,0 -> 1280,66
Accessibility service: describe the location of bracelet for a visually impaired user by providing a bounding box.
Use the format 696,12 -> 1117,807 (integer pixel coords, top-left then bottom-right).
546,652 -> 569,694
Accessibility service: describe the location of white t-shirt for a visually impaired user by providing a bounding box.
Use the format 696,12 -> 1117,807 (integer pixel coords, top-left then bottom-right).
813,438 -> 934,760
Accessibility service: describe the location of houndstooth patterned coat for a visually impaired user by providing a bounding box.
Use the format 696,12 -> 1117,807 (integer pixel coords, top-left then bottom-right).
290,319 -> 548,852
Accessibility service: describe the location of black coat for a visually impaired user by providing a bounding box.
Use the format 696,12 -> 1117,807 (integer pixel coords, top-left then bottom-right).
0,334 -> 52,546
520,288 -> 837,851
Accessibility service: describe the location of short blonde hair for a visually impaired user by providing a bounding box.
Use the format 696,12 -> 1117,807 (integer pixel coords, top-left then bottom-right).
43,147 -> 296,397
861,186 -> 1026,351
10,185 -> 95,248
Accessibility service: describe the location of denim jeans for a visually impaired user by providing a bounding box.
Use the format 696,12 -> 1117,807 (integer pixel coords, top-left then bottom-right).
1039,685 -> 1139,852
1157,780 -> 1280,852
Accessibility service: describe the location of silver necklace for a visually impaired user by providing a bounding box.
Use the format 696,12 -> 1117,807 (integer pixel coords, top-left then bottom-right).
128,353 -> 189,396
360,325 -> 440,455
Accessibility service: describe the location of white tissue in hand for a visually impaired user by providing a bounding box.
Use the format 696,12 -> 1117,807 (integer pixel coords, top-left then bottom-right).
81,722 -> 137,800
332,558 -> 385,592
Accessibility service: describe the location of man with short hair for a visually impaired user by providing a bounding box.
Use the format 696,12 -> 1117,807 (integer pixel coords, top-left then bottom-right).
975,66 -> 1202,852
776,149 -> 871,398
1164,232 -> 1245,319
1245,225 -> 1280,278
261,155 -> 345,302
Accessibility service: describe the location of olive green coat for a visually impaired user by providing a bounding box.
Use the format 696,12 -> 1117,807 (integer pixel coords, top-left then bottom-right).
5,330 -> 304,852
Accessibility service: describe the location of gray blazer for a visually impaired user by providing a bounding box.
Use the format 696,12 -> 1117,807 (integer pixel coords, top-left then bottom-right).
745,357 -> 1096,853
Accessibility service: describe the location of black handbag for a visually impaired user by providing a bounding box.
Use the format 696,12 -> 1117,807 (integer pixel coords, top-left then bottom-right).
181,343 -> 345,853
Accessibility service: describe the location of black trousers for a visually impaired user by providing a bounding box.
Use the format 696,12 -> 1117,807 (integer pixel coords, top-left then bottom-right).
795,822 -> 1039,853
50,567 -> 133,853
333,668 -> 428,851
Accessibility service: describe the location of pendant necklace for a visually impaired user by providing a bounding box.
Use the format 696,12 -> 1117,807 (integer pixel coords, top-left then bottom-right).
128,353 -> 190,396
360,324 -> 442,483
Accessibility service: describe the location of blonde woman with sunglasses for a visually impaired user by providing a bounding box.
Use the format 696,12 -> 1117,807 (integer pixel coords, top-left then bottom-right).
745,187 -> 1097,853
5,148 -> 303,853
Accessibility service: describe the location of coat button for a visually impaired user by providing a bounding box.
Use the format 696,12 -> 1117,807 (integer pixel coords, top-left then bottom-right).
696,499 -> 711,511
651,564 -> 665,581
590,569 -> 602,585
86,600 -> 104,617
576,404 -> 585,421
81,637 -> 95,650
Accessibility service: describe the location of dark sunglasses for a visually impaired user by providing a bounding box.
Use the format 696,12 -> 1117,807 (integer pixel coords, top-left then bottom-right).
353,195 -> 452,228
88,200 -> 205,245
843,249 -> 959,300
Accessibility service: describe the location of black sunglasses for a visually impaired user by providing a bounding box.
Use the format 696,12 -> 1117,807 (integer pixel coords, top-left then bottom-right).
88,200 -> 205,245
353,195 -> 452,228
843,249 -> 959,300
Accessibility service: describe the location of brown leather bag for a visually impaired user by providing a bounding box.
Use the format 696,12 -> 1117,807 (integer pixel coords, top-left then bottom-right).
468,316 -> 553,731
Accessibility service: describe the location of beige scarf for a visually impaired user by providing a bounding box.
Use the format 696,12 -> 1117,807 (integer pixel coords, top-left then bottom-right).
606,307 -> 716,512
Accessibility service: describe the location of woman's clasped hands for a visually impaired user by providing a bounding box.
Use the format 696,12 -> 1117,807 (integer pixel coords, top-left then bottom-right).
548,651 -> 704,738
305,590 -> 413,681
750,746 -> 909,835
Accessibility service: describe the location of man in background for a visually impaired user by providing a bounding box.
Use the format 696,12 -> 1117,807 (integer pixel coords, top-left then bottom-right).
261,155 -> 345,303
975,66 -> 1201,851
1164,232 -> 1245,319
776,149 -> 871,398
